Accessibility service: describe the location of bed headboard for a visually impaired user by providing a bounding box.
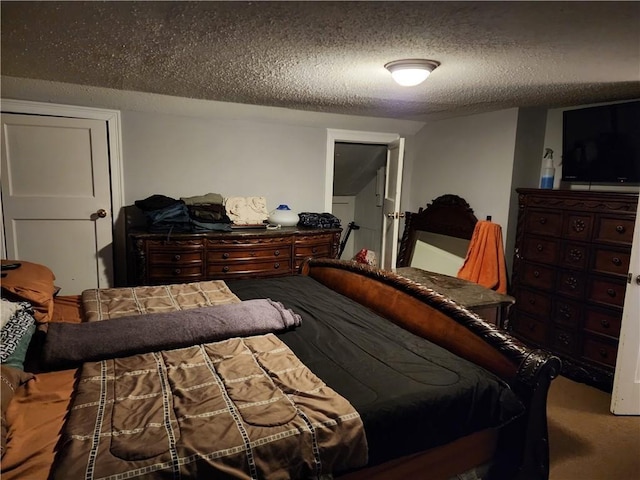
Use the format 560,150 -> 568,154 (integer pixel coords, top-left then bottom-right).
396,194 -> 478,272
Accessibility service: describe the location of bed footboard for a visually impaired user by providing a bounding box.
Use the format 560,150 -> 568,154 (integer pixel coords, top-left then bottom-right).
301,258 -> 561,480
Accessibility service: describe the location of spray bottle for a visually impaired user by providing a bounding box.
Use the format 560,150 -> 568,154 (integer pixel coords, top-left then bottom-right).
540,148 -> 555,189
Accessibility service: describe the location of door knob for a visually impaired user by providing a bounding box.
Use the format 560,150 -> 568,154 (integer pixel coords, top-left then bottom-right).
96,209 -> 108,218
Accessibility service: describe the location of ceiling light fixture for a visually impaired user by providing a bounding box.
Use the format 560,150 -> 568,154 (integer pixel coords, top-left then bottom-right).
384,59 -> 440,87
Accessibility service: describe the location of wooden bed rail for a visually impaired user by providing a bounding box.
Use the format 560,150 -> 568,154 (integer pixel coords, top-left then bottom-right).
301,258 -> 558,384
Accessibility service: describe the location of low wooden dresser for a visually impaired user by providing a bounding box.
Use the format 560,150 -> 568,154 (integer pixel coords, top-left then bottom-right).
510,188 -> 638,391
396,267 -> 515,328
129,227 -> 341,285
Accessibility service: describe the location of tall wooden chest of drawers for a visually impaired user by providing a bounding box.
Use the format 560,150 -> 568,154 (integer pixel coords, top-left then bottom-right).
511,188 -> 638,391
130,227 -> 341,286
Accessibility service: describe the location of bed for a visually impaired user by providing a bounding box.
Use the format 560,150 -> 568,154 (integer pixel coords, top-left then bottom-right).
0,257 -> 560,480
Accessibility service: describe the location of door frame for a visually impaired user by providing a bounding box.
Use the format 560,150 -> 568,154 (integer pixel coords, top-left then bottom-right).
0,99 -> 126,285
324,129 -> 400,212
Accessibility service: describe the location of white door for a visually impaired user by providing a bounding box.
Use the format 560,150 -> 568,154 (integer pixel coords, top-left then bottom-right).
611,199 -> 640,415
1,113 -> 113,295
380,138 -> 405,270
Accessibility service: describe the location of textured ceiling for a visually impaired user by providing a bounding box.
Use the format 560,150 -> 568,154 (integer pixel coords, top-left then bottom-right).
2,1 -> 640,121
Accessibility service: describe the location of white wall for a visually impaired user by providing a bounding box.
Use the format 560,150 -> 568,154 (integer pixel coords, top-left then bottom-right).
122,111 -> 326,211
2,76 -> 423,217
409,108 -> 520,236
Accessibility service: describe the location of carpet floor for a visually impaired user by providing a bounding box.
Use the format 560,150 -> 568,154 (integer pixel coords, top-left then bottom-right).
547,375 -> 640,480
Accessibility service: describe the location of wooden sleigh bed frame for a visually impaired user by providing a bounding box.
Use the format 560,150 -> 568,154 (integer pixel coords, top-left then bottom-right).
302,258 -> 561,480
1,256 -> 561,480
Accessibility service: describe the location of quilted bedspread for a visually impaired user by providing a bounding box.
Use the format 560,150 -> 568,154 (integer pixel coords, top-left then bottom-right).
50,333 -> 368,479
81,280 -> 241,321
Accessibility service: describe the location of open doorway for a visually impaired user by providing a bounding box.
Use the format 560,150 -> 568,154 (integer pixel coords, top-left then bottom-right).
332,142 -> 386,260
325,129 -> 402,266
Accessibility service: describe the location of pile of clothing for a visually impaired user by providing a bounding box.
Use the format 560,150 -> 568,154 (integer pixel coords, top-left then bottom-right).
134,194 -> 232,233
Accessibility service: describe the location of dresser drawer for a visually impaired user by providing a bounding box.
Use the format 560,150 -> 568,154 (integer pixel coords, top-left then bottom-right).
556,270 -> 586,300
520,263 -> 556,291
553,298 -> 582,329
207,245 -> 292,262
524,209 -> 562,237
511,313 -> 548,345
516,288 -> 552,317
583,307 -> 622,339
582,335 -> 618,368
594,216 -> 635,245
591,247 -> 631,277
588,277 -> 627,308
295,243 -> 333,259
550,326 -> 579,356
207,259 -> 292,277
148,250 -> 204,265
523,237 -> 560,264
147,265 -> 205,283
563,213 -> 594,242
560,243 -> 589,270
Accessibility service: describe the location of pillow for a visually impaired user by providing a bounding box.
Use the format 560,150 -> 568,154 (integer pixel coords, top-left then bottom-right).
1,365 -> 34,457
1,260 -> 56,323
2,323 -> 36,371
0,301 -> 36,366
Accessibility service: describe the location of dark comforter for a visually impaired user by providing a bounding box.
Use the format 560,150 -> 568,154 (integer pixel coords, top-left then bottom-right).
226,276 -> 525,466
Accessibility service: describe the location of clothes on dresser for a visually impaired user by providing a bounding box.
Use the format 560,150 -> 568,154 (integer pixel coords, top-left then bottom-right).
224,196 -> 269,225
134,194 -> 232,233
180,193 -> 224,206
134,194 -> 181,212
298,212 -> 342,229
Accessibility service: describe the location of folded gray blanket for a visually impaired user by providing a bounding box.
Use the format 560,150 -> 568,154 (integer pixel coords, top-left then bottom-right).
42,299 -> 301,370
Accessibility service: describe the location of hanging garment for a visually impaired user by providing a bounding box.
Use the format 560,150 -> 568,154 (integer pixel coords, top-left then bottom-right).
457,220 -> 508,294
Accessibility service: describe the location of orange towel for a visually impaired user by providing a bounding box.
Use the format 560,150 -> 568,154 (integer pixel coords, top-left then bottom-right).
457,220 -> 508,294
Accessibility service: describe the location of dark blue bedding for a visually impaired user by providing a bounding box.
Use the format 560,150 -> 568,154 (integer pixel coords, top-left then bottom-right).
227,275 -> 525,467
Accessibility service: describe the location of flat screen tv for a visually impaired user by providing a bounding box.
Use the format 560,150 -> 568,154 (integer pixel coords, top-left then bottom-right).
562,100 -> 640,184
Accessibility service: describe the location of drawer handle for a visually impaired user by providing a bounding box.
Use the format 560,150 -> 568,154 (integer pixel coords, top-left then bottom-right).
559,306 -> 572,319
312,247 -> 318,254
536,244 -> 543,252
274,263 -> 280,269
607,288 -> 616,297
533,270 -> 540,278
527,322 -> 536,332
565,277 -> 577,289
222,266 -> 229,273
538,217 -> 547,225
569,249 -> 583,261
173,268 -> 181,275
528,298 -> 536,305
173,254 -> 181,261
274,250 -> 280,256
600,319 -> 610,328
557,333 -> 570,346
222,252 -> 229,259
616,225 -> 626,234
612,257 -> 622,266
572,219 -> 586,233
599,348 -> 608,358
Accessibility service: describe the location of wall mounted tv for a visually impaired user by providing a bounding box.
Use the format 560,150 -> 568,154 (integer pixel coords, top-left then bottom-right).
562,100 -> 640,184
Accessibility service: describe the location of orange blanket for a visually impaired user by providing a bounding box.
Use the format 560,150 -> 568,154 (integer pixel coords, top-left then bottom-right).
457,221 -> 508,294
